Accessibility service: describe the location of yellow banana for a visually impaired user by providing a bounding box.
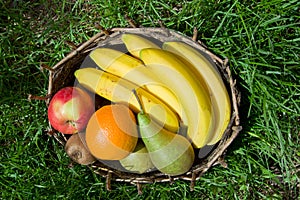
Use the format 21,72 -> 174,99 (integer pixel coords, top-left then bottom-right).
121,33 -> 160,58
162,42 -> 231,145
89,48 -> 144,76
139,48 -> 213,148
89,47 -> 184,124
74,68 -> 179,132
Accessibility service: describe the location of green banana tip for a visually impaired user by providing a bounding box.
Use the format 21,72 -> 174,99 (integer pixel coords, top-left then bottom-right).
162,41 -> 178,48
74,69 -> 84,78
121,33 -> 131,42
74,70 -> 79,77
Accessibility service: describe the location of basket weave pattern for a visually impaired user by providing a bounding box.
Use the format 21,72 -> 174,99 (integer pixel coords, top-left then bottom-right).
46,26 -> 242,193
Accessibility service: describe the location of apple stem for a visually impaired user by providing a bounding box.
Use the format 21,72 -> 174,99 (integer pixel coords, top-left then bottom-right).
132,89 -> 145,114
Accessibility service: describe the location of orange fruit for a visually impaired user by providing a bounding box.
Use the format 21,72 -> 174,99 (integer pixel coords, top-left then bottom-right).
85,104 -> 138,160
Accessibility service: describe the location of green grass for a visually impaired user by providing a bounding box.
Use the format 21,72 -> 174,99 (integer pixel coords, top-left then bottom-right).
1,0 -> 299,199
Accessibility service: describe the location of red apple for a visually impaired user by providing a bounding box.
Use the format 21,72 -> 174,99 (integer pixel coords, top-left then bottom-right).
48,86 -> 94,134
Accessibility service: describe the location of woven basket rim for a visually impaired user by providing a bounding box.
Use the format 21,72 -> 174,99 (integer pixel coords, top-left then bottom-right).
46,26 -> 242,192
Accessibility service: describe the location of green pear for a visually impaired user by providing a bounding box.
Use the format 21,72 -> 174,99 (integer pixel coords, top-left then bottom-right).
137,112 -> 195,176
119,141 -> 156,174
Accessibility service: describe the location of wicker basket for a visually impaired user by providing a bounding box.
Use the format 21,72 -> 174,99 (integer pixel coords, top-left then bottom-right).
45,25 -> 241,194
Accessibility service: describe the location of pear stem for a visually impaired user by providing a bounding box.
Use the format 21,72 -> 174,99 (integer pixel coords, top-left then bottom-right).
132,89 -> 145,114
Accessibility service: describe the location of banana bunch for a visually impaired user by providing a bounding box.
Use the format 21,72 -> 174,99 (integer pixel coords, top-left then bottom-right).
75,33 -> 231,148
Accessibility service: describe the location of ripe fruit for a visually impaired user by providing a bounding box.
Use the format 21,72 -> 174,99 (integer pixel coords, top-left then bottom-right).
121,33 -> 160,58
133,90 -> 194,176
139,48 -> 213,148
65,132 -> 96,165
162,41 -> 231,145
119,140 -> 155,174
138,110 -> 195,176
48,86 -> 94,134
75,68 -> 180,132
85,104 -> 138,160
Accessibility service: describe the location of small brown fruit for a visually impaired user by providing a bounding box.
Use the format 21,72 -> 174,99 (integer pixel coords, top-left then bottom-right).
65,132 -> 96,165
